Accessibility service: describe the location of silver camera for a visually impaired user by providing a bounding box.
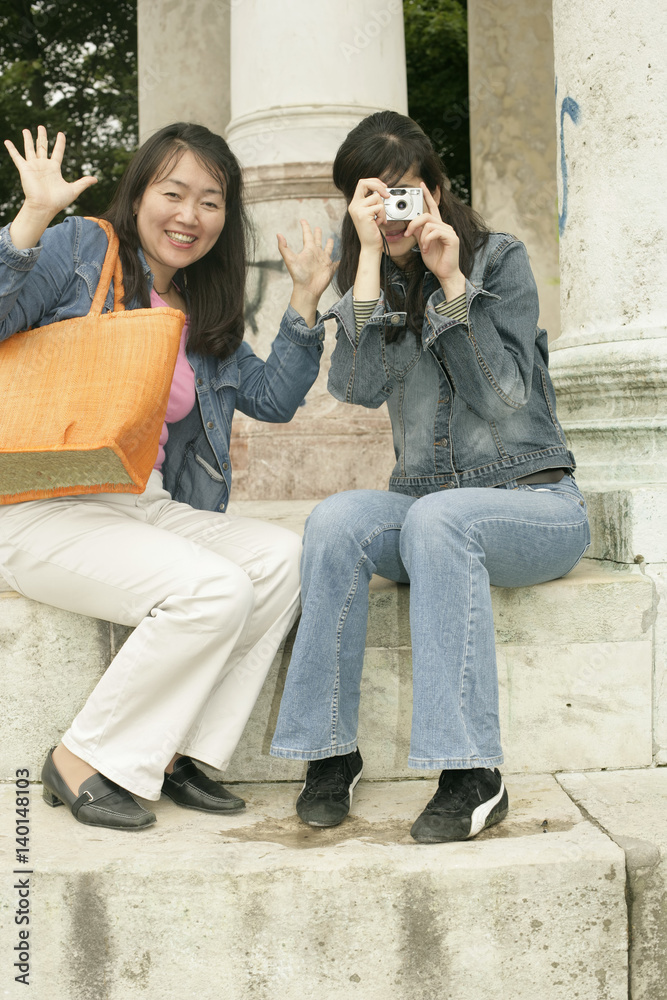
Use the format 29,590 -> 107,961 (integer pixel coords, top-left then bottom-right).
383,187 -> 424,221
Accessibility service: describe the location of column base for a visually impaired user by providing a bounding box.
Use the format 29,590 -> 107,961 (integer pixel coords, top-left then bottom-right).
551,337 -> 667,490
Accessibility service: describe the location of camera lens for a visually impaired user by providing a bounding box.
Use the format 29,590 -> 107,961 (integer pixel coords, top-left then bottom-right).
396,200 -> 407,211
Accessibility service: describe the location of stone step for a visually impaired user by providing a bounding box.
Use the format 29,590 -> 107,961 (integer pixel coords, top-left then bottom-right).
0,501 -> 655,783
0,775 -> 629,1000
557,766 -> 667,999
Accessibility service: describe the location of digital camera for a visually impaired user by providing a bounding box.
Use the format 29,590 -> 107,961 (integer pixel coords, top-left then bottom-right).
383,187 -> 424,221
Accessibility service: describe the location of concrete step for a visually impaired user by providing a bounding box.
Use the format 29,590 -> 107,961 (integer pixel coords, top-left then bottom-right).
557,767 -> 667,1000
0,775 -> 629,1000
0,500 -> 655,782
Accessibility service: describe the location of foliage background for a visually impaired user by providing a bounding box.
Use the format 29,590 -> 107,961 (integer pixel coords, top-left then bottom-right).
0,0 -> 469,219
404,0 -> 470,200
0,0 -> 137,219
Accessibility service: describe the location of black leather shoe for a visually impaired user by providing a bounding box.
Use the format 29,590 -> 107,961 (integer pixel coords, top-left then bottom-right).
41,749 -> 156,830
161,756 -> 245,813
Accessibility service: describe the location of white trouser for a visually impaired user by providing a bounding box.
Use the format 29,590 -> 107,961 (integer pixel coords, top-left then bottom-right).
0,472 -> 301,799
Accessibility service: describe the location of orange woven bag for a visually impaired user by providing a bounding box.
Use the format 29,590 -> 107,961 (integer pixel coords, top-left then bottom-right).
0,218 -> 185,504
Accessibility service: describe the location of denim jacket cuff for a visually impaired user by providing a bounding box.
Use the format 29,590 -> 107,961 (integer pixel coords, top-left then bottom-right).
280,304 -> 327,348
0,224 -> 42,271
326,287 -> 408,346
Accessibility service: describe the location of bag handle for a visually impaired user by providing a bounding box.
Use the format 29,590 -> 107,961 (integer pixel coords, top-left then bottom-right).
85,217 -> 126,315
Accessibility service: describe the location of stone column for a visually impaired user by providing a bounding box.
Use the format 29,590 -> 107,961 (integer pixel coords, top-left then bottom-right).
137,0 -> 231,141
550,1 -> 667,778
550,0 -> 667,490
468,0 -> 560,339
225,0 -> 407,501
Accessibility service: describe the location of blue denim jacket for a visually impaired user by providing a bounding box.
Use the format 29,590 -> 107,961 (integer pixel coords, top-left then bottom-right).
325,232 -> 575,495
0,216 -> 324,512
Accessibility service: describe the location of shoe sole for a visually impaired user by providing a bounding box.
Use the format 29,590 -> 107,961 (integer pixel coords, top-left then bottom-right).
299,765 -> 364,828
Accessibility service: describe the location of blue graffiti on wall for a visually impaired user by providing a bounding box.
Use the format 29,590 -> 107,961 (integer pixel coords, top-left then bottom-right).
556,79 -> 581,236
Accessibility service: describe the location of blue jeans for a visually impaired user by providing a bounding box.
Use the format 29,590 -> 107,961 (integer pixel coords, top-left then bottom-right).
270,477 -> 590,770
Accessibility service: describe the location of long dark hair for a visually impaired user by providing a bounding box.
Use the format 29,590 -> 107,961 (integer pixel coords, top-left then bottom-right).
104,122 -> 251,359
333,111 -> 489,340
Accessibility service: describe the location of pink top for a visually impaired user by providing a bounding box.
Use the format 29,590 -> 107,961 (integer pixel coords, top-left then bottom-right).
151,288 -> 196,472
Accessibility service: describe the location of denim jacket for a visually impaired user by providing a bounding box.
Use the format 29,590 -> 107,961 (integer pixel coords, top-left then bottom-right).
0,216 -> 324,512
325,232 -> 575,495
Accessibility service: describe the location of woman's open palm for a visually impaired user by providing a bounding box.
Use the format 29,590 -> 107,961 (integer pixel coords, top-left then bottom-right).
277,220 -> 338,300
4,126 -> 97,218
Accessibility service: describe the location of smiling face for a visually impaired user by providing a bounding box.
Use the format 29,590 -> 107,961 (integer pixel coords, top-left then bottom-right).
134,149 -> 226,290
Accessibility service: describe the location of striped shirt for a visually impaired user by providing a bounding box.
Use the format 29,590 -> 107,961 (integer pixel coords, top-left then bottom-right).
353,292 -> 468,334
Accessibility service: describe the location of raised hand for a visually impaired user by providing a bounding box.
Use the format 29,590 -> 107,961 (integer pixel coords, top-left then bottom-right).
277,219 -> 338,328
4,126 -> 97,249
405,183 -> 465,298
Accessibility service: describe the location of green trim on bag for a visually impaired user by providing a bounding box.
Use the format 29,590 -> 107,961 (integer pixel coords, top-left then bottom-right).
0,449 -> 134,494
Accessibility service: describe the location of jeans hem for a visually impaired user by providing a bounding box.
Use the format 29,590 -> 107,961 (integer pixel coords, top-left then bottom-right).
269,740 -> 358,761
408,753 -> 504,770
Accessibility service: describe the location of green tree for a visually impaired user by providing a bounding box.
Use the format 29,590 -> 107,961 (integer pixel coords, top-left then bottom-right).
403,0 -> 470,201
0,0 -> 138,221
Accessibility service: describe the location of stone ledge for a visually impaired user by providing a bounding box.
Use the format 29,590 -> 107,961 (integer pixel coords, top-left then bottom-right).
0,776 -> 628,1000
557,768 -> 667,1000
0,503 -> 656,780
226,500 -> 654,646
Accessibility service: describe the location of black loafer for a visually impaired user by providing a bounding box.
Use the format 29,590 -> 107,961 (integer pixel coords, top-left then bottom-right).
41,748 -> 156,830
161,756 -> 245,813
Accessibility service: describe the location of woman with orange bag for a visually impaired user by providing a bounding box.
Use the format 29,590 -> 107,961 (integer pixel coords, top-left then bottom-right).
0,123 -> 336,830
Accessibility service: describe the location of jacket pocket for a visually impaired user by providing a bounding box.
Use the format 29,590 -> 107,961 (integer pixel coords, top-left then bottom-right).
195,454 -> 225,481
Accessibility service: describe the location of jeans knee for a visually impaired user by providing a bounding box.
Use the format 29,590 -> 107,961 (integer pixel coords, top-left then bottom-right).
303,494 -> 359,554
400,494 -> 474,562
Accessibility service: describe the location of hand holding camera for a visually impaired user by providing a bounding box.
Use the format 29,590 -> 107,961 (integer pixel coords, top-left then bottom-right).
405,182 -> 465,297
348,177 -> 390,255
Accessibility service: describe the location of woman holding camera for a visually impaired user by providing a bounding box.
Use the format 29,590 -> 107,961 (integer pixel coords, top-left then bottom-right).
0,122 -> 336,830
270,110 -> 589,843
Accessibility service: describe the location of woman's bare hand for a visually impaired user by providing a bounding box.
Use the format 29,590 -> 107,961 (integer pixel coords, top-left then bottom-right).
405,183 -> 465,299
347,177 -> 390,256
277,219 -> 338,328
4,126 -> 97,249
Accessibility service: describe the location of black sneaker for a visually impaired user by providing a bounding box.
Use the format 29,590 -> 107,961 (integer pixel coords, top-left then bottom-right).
296,749 -> 364,828
410,767 -> 508,844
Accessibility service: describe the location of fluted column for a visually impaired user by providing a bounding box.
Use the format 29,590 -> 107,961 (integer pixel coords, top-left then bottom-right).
226,0 -> 408,501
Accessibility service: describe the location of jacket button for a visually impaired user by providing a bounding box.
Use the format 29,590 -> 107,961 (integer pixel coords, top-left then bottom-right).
222,462 -> 229,470
390,315 -> 401,325
219,504 -> 225,511
319,332 -> 325,341
439,438 -> 448,446
197,378 -> 203,386
207,421 -> 214,429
